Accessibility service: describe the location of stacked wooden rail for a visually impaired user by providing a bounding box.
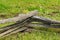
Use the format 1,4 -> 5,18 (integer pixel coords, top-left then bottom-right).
0,10 -> 60,38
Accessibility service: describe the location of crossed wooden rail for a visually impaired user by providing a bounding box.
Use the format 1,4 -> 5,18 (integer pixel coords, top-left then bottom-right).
0,10 -> 60,38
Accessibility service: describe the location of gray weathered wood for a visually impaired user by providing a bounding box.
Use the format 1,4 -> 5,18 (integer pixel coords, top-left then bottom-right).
0,10 -> 38,24
1,27 -> 27,37
32,16 -> 60,24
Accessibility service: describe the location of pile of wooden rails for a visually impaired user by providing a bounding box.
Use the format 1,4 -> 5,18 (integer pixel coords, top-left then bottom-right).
0,10 -> 60,38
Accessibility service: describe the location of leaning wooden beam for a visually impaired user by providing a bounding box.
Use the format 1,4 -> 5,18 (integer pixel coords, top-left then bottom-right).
0,10 -> 38,24
32,16 -> 60,24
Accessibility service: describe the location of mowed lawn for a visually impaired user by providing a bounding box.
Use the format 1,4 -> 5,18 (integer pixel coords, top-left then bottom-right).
0,0 -> 60,40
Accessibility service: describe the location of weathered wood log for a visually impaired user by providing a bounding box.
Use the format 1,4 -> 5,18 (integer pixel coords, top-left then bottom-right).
28,23 -> 60,28
32,16 -> 60,24
1,27 -> 28,38
27,23 -> 60,32
0,10 -> 38,24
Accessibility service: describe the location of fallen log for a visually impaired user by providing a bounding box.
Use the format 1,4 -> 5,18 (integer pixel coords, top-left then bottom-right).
0,10 -> 38,24
27,23 -> 60,32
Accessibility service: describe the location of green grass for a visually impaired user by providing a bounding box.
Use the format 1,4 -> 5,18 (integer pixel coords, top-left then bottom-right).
0,0 -> 60,40
0,31 -> 60,40
0,0 -> 60,20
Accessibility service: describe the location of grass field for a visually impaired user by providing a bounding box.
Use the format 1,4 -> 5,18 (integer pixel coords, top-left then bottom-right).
0,0 -> 60,40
